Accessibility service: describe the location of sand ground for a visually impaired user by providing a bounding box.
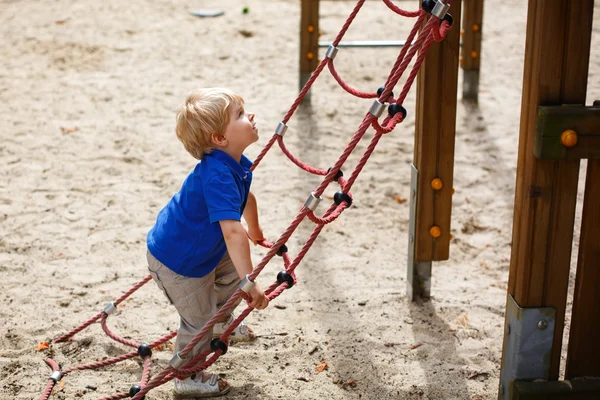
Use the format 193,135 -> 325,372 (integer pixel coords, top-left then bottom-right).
1,0 -> 599,399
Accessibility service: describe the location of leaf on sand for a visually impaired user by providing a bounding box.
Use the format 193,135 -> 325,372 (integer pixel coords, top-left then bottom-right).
60,127 -> 79,134
393,196 -> 407,204
35,341 -> 50,351
51,380 -> 65,395
409,343 -> 423,350
316,360 -> 328,373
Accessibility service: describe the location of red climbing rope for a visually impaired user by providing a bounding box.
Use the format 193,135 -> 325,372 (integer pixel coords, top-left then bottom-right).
38,1 -> 453,399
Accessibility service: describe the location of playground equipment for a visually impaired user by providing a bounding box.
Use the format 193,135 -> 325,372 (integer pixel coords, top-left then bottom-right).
301,0 -> 483,102
36,1 -> 600,398
460,0 -> 483,101
38,2 -> 454,399
498,0 -> 599,398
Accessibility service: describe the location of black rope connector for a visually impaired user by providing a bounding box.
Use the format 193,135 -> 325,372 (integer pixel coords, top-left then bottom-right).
277,271 -> 295,289
276,244 -> 288,256
129,385 -> 144,399
388,103 -> 407,120
333,191 -> 353,207
377,86 -> 394,101
327,167 -> 344,182
443,13 -> 453,27
137,344 -> 152,358
210,338 -> 228,355
422,0 -> 435,13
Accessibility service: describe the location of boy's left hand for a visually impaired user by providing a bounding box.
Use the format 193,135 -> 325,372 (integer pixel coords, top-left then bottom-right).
247,225 -> 265,245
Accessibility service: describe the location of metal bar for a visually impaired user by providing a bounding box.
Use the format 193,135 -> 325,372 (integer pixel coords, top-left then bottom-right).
318,40 -> 407,48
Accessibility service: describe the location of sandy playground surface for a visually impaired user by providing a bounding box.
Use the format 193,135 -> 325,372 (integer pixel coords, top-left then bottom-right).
1,0 -> 599,399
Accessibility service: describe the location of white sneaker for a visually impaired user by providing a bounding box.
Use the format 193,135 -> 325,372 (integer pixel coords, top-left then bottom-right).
212,314 -> 255,342
173,373 -> 230,398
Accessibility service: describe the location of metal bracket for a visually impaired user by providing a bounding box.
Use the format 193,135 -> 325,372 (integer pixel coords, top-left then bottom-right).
498,294 -> 556,400
462,70 -> 480,102
49,370 -> 62,382
406,164 -> 432,300
275,122 -> 288,137
103,302 -> 117,315
325,45 -> 339,59
369,100 -> 386,118
170,352 -> 187,369
304,192 -> 322,211
432,1 -> 450,19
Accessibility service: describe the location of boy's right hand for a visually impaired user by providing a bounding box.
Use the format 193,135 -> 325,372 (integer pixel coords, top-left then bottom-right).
247,284 -> 269,310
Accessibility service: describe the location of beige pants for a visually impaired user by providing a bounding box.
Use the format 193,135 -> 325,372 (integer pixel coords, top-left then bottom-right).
146,250 -> 241,360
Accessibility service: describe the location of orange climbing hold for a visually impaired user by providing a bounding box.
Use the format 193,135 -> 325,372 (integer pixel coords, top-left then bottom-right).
560,129 -> 578,148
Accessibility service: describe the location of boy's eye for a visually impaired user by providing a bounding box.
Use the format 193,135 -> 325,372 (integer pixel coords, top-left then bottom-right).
239,109 -> 245,117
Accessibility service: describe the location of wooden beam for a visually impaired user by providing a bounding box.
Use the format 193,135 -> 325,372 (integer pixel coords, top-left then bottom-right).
565,160 -> 600,379
504,0 -> 594,383
514,379 -> 600,400
414,0 -> 462,262
460,0 -> 484,101
534,105 -> 600,160
299,0 -> 320,96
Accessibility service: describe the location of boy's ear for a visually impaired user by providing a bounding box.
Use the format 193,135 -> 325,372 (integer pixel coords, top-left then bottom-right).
211,133 -> 227,147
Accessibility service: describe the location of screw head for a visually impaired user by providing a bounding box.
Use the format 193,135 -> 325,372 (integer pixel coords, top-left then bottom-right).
538,320 -> 548,330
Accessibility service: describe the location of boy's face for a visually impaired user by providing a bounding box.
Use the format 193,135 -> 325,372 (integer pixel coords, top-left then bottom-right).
222,102 -> 258,154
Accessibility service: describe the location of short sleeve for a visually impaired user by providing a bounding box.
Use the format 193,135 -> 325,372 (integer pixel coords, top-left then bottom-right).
204,172 -> 242,223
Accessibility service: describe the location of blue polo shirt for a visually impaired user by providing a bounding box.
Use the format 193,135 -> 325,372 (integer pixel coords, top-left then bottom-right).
147,150 -> 253,277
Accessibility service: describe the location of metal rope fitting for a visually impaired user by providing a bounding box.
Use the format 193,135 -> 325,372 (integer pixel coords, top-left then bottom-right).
325,45 -> 339,60
369,100 -> 386,118
238,274 -> 256,293
169,352 -> 187,369
103,302 -> 117,315
432,1 -> 450,19
49,371 -> 62,382
275,122 -> 288,136
304,192 -> 322,211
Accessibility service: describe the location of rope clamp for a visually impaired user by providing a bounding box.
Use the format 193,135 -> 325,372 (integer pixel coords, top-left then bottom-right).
304,192 -> 323,211
325,45 -> 339,60
275,122 -> 288,137
49,370 -> 63,382
432,1 -> 450,20
369,100 -> 386,118
103,302 -> 117,315
238,274 -> 256,293
169,352 -> 187,369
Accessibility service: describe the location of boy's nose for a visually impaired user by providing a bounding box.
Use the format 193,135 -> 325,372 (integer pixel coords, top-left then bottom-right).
248,113 -> 255,120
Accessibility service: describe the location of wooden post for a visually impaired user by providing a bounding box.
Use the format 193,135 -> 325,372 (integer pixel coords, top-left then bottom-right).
502,0 -> 594,387
460,0 -> 483,101
566,159 -> 600,379
299,0 -> 320,100
408,0 -> 461,299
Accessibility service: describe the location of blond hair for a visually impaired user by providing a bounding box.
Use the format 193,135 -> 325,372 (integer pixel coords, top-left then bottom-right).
175,88 -> 244,160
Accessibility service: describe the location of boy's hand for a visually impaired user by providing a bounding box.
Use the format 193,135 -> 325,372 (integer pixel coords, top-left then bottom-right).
247,284 -> 269,310
247,225 -> 265,245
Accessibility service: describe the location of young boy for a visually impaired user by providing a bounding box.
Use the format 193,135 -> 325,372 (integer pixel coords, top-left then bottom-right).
146,88 -> 269,398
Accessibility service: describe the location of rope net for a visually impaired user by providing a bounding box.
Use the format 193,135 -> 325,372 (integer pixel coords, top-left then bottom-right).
38,1 -> 452,398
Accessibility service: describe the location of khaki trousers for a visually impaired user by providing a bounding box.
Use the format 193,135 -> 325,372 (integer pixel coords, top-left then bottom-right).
146,250 -> 241,360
